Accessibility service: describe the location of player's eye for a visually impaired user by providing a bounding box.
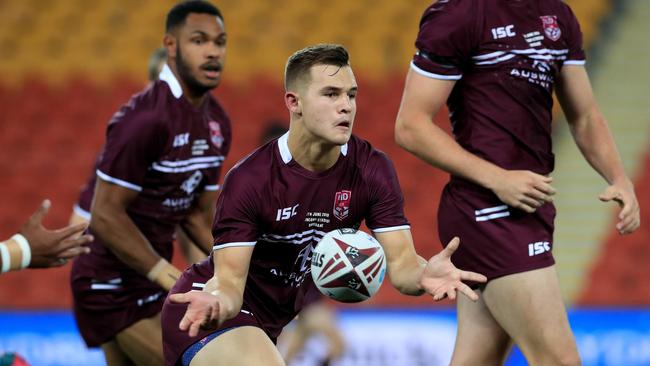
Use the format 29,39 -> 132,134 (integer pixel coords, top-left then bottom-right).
348,93 -> 357,99
192,38 -> 204,45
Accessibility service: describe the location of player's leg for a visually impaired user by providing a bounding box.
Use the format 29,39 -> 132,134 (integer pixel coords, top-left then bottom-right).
189,326 -> 285,366
101,340 -> 135,366
483,266 -> 580,366
113,313 -> 164,366
450,288 -> 512,366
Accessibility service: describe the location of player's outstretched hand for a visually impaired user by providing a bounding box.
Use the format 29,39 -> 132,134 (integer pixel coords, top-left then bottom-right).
19,199 -> 93,268
170,290 -> 223,337
599,180 -> 640,235
490,170 -> 556,213
419,237 -> 487,302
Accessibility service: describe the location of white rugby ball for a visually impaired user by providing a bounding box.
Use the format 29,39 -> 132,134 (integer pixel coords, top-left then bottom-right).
311,228 -> 386,303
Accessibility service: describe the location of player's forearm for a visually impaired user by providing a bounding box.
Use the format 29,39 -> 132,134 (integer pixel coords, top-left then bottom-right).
180,213 -> 214,254
388,254 -> 427,296
569,110 -> 629,185
395,113 -> 504,190
90,207 -> 161,275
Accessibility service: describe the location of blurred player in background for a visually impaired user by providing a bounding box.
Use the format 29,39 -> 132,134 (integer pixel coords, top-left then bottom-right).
1,199 -> 91,274
395,1 -> 640,365
161,44 -> 486,366
69,46 -> 204,265
70,1 -> 231,365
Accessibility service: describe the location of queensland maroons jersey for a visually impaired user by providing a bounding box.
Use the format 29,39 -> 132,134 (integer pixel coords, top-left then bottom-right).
73,64 -> 231,273
191,133 -> 409,338
412,0 -> 585,177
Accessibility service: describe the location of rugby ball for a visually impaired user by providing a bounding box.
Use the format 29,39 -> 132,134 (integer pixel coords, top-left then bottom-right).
311,228 -> 386,303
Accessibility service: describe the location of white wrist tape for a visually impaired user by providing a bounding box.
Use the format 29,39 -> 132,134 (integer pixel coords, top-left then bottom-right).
12,234 -> 31,269
0,242 -> 10,273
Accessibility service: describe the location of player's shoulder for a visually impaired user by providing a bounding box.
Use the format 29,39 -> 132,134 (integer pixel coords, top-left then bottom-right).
107,81 -> 172,131
347,135 -> 394,172
223,141 -> 275,187
421,0 -> 479,19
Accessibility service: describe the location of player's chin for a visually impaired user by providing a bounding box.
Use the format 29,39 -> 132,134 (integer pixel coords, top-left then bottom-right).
198,76 -> 220,89
329,132 -> 351,146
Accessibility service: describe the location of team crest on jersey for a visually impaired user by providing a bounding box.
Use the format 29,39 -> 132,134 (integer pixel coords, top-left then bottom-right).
208,121 -> 224,148
540,15 -> 561,41
333,190 -> 351,221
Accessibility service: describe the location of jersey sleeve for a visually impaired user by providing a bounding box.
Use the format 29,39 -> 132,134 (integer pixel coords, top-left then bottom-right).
364,151 -> 410,233
411,0 -> 478,80
562,4 -> 586,66
211,168 -> 260,250
96,108 -> 168,192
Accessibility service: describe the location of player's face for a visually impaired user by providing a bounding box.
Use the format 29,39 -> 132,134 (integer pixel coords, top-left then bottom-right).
173,13 -> 227,93
300,64 -> 357,145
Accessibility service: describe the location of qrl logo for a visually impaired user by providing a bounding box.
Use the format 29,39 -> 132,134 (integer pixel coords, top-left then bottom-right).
333,190 -> 351,221
528,241 -> 551,256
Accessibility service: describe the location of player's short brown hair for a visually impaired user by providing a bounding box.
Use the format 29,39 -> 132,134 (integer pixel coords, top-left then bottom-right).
284,44 -> 349,91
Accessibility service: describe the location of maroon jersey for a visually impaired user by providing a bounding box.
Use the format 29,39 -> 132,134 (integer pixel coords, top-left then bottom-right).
71,64 -> 231,347
162,134 -> 409,365
412,0 -> 585,177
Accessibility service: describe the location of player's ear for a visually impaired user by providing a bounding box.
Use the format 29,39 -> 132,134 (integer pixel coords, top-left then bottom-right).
285,91 -> 302,115
163,33 -> 177,61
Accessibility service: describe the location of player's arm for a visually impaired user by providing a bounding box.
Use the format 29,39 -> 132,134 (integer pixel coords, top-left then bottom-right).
169,245 -> 253,337
179,190 -> 218,254
90,179 -> 181,290
556,65 -> 640,234
375,229 -> 485,300
394,69 -> 556,213
0,200 -> 92,273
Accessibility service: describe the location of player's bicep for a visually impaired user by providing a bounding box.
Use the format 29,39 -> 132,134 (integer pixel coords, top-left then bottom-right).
92,176 -> 139,213
556,65 -> 597,124
397,68 -> 456,126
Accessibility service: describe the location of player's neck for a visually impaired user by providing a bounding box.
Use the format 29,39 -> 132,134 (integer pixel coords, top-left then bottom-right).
287,129 -> 340,172
167,62 -> 208,107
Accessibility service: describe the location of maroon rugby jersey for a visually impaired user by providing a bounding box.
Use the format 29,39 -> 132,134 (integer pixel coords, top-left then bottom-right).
72,64 -> 231,277
191,133 -> 409,339
412,0 -> 586,177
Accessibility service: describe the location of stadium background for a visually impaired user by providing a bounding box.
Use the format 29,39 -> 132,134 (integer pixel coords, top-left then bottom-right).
0,0 -> 649,365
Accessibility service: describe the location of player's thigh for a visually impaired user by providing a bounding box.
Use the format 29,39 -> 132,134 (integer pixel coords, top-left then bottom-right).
114,313 -> 164,366
482,266 -> 579,364
101,340 -> 135,366
450,288 -> 512,366
190,326 -> 285,366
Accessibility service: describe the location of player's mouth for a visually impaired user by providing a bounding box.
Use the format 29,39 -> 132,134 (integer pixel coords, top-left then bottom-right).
200,63 -> 222,79
335,121 -> 351,130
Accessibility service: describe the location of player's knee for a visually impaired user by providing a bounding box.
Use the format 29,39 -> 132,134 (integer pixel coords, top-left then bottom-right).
553,350 -> 581,366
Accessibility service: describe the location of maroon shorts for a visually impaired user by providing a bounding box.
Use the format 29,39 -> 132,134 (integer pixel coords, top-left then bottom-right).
161,266 -> 263,366
438,180 -> 556,281
71,257 -> 166,347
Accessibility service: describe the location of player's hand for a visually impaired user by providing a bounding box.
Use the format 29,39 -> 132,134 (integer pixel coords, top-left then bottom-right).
170,289 -> 225,337
599,180 -> 640,235
490,170 -> 556,213
419,237 -> 487,302
19,200 -> 93,268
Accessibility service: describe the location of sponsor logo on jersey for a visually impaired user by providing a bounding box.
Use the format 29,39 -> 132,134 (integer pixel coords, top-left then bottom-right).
528,241 -> 551,256
180,170 -> 203,194
540,15 -> 561,41
209,121 -> 224,148
173,133 -> 190,147
276,204 -> 299,221
491,25 -> 516,40
333,190 -> 351,221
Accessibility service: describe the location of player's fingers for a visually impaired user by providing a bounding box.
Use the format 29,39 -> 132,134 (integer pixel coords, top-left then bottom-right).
29,199 -> 51,226
457,283 -> 479,301
179,313 -> 192,331
55,234 -> 93,253
56,245 -> 91,259
598,186 -> 618,202
533,180 -> 556,197
516,198 -> 538,213
441,237 -> 460,258
169,293 -> 190,304
432,291 -> 446,301
189,319 -> 202,337
53,222 -> 89,241
619,215 -> 640,235
459,270 -> 487,283
446,288 -> 456,301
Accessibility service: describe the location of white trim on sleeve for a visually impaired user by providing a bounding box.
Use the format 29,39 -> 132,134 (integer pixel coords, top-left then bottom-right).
410,61 -> 462,80
371,225 -> 411,233
204,185 -> 221,191
563,60 -> 586,66
212,241 -> 257,251
96,170 -> 143,192
73,204 -> 92,220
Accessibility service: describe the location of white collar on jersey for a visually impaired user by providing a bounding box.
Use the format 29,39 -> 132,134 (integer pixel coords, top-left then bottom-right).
158,63 -> 183,99
277,132 -> 348,164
